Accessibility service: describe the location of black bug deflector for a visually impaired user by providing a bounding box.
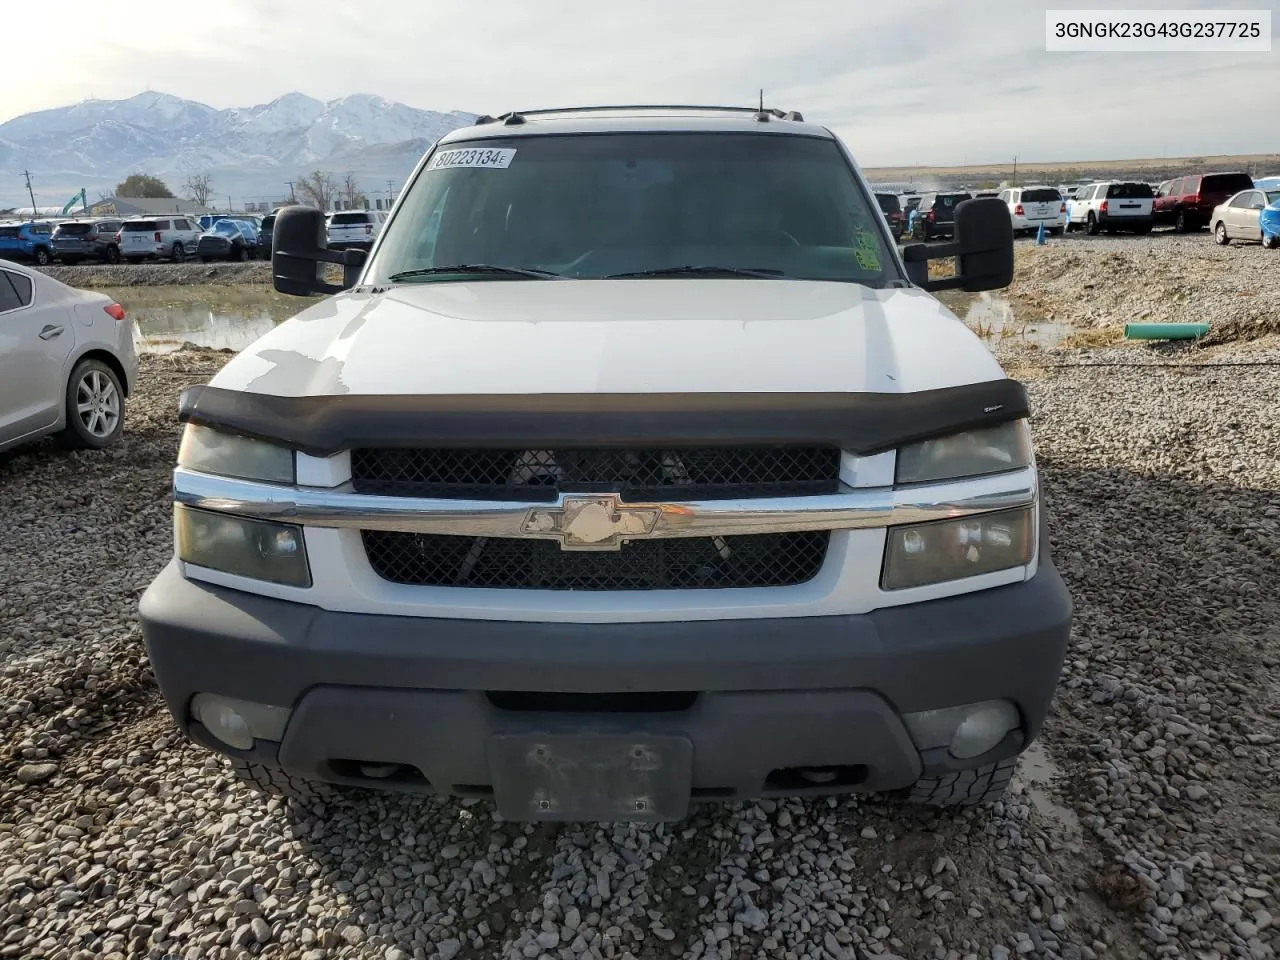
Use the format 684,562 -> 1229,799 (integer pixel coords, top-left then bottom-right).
177,380 -> 1031,458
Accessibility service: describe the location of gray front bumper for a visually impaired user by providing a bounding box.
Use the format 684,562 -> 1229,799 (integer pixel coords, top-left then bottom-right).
139,558 -> 1071,806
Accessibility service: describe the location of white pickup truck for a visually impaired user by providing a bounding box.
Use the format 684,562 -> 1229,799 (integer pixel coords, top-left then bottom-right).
139,105 -> 1072,822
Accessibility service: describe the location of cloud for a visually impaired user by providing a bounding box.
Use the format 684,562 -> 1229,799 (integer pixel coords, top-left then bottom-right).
1,0 -> 1277,166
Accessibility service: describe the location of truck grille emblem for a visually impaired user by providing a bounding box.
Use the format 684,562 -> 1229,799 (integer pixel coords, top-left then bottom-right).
522,495 -> 663,551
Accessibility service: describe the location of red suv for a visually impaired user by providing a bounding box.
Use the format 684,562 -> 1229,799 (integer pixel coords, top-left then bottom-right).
1153,172 -> 1255,233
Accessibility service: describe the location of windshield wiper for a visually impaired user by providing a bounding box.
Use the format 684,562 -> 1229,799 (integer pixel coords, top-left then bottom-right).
388,264 -> 565,281
605,265 -> 784,279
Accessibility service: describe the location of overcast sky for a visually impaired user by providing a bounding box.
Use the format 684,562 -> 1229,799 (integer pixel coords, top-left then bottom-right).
2,0 -> 1277,167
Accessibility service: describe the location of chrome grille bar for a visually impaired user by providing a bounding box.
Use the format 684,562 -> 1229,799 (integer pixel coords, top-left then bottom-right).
173,466 -> 1036,548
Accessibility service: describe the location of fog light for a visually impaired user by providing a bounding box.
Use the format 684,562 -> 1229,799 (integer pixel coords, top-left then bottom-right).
950,701 -> 1020,759
904,699 -> 1020,759
191,694 -> 292,750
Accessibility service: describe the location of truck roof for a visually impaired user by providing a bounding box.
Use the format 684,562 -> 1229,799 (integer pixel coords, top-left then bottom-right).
439,105 -> 835,144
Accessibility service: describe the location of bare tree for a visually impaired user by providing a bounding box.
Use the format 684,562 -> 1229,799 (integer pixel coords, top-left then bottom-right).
183,172 -> 213,206
296,170 -> 338,211
340,172 -> 363,209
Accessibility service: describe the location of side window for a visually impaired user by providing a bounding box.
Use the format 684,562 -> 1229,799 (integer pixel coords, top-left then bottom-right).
158,220 -> 172,231
0,272 -> 25,312
8,271 -> 32,306
175,219 -> 190,231
1177,177 -> 1196,196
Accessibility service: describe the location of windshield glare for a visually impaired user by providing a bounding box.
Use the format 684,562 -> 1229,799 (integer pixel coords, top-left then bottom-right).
368,133 -> 897,286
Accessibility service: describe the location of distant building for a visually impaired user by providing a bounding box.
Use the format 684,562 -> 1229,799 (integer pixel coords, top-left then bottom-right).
87,196 -> 216,218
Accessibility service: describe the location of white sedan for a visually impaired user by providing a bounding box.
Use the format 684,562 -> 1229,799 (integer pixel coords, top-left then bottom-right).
0,261 -> 137,453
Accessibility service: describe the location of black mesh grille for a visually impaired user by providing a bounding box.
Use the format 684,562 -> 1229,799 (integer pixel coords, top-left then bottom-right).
349,446 -> 840,502
361,531 -> 830,590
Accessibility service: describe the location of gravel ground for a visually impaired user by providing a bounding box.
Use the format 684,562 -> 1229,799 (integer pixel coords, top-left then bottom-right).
1008,231 -> 1280,344
39,261 -> 272,288
2,346 -> 1278,960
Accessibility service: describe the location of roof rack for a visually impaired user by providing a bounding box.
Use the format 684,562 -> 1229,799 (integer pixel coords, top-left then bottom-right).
473,104 -> 805,126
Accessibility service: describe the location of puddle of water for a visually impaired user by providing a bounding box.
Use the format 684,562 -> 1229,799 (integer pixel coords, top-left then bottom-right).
939,290 -> 1073,349
1018,740 -> 1082,837
103,286 -> 302,355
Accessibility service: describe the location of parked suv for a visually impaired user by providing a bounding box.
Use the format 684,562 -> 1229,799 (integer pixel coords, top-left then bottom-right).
1153,172 -> 1255,232
256,214 -> 277,259
911,192 -> 972,240
875,192 -> 905,240
0,221 -> 56,265
326,210 -> 386,250
998,186 -> 1065,235
140,105 -> 1071,822
1067,181 -> 1154,235
118,216 -> 204,262
51,219 -> 124,264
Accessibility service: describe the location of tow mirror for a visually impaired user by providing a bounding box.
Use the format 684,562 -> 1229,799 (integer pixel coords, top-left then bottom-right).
900,197 -> 1014,293
271,205 -> 367,297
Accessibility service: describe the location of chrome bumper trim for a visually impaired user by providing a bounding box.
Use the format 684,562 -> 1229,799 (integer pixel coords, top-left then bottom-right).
172,466 -> 1037,547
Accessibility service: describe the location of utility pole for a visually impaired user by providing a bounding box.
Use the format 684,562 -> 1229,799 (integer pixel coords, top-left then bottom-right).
227,194 -> 233,213
1012,155 -> 1018,187
285,180 -> 296,203
23,170 -> 36,217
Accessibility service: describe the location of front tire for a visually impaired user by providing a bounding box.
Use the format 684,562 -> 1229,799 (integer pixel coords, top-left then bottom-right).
171,242 -> 185,262
1264,233 -> 1280,250
1215,222 -> 1230,245
104,245 -> 121,264
902,757 -> 1017,808
230,758 -> 331,805
33,247 -> 50,266
59,358 -> 124,450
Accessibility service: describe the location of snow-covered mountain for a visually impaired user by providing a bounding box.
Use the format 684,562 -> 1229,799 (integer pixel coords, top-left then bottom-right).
0,91 -> 477,208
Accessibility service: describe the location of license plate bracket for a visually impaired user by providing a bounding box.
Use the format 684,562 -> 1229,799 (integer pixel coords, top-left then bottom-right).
488,733 -> 693,822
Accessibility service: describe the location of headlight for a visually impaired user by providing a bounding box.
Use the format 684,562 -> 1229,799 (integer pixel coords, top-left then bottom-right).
882,505 -> 1034,590
178,424 -> 295,483
175,504 -> 311,587
896,420 -> 1032,484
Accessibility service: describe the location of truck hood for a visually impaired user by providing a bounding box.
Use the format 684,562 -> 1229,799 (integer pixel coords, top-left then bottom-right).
210,280 -> 1004,397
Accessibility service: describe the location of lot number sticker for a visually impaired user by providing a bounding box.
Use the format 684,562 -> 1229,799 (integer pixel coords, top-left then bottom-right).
428,148 -> 516,170
853,228 -> 882,270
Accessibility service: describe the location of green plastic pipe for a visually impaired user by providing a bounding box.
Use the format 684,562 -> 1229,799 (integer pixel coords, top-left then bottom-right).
1123,322 -> 1210,340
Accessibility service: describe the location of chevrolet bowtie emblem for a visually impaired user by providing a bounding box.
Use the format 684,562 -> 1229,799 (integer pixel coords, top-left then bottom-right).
522,495 -> 663,551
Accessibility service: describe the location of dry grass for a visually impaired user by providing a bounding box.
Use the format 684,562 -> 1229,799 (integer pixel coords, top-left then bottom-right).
1060,327 -> 1125,349
1004,363 -> 1047,381
927,258 -> 956,279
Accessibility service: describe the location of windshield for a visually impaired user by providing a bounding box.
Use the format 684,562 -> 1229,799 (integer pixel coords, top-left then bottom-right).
368,132 -> 898,286
1266,191 -> 1280,206
214,221 -> 239,236
56,223 -> 94,235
